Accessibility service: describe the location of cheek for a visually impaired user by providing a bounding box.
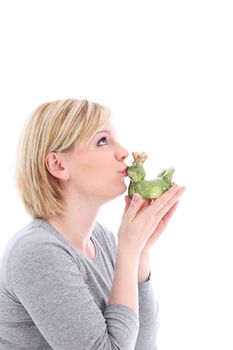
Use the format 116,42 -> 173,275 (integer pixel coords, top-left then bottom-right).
79,156 -> 112,179
69,151 -> 117,187
78,167 -> 117,190
72,162 -> 106,186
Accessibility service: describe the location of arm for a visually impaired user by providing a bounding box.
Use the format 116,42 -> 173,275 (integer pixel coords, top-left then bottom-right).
8,235 -> 139,350
109,186 -> 185,348
136,251 -> 160,349
108,245 -> 140,315
138,250 -> 150,283
108,249 -> 159,350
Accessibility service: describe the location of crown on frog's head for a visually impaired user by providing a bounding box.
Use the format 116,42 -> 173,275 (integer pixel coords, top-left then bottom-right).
132,152 -> 148,166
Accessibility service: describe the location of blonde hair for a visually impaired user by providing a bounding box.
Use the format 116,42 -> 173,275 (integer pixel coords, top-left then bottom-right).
15,98 -> 111,219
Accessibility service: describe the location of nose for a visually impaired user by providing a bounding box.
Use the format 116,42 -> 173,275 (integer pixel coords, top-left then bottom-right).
115,142 -> 129,161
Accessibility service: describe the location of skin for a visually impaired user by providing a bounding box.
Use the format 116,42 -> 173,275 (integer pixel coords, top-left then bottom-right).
45,121 -> 129,258
110,184 -> 185,314
45,120 -> 186,315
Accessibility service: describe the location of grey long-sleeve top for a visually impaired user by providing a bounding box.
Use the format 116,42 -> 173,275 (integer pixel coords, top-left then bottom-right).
0,219 -> 159,349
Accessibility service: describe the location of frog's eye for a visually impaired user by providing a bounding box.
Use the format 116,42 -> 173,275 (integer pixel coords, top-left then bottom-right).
133,163 -> 137,167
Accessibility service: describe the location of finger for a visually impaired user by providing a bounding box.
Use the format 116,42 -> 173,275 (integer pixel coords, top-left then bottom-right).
139,199 -> 151,211
124,195 -> 151,216
161,201 -> 179,226
155,187 -> 185,221
151,202 -> 179,239
124,196 -> 131,212
151,184 -> 184,213
124,193 -> 144,222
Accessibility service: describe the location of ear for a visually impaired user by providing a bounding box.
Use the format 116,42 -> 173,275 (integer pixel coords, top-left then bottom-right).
45,152 -> 70,181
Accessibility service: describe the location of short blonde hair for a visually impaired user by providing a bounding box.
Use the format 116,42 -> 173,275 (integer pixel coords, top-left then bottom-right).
15,98 -> 111,219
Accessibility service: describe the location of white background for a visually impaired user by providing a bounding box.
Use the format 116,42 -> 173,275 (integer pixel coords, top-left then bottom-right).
0,1 -> 232,349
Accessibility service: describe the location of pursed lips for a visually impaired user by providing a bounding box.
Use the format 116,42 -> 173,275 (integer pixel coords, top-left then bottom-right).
119,166 -> 128,176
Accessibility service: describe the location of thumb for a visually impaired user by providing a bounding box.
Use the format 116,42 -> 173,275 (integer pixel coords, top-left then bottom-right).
123,195 -> 131,215
125,193 -> 143,222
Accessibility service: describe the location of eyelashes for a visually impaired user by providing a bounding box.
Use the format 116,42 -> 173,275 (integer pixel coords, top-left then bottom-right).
97,136 -> 109,147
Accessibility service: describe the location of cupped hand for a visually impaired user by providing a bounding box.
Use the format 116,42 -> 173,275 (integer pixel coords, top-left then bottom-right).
119,184 -> 186,255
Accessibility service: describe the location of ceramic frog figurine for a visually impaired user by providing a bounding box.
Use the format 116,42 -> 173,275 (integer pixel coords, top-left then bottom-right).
127,152 -> 175,200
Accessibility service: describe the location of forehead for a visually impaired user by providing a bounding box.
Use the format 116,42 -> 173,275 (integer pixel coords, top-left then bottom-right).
95,121 -> 117,135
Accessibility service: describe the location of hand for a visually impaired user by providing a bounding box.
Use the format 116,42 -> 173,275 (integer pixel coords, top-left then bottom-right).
120,184 -> 185,255
124,197 -> 180,253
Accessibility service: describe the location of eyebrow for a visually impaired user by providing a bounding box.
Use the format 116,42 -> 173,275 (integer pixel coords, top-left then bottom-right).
95,129 -> 116,135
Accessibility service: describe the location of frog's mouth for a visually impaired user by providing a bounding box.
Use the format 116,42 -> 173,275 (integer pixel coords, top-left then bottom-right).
127,169 -> 138,181
126,168 -> 132,177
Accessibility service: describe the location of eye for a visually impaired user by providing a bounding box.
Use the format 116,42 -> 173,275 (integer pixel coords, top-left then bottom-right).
97,136 -> 108,147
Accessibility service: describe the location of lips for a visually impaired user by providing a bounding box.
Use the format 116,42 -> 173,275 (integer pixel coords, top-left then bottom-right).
119,166 -> 128,176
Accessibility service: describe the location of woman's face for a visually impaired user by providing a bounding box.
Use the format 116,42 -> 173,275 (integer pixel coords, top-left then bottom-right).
63,121 -> 129,203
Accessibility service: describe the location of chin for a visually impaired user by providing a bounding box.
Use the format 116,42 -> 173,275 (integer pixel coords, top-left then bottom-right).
114,182 -> 128,198
103,185 -> 127,203
99,178 -> 128,202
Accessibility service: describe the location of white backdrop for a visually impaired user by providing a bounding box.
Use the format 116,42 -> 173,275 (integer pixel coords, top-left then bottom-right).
0,1 -> 232,349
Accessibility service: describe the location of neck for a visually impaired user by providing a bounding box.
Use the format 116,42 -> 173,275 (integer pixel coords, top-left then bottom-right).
47,194 -> 100,257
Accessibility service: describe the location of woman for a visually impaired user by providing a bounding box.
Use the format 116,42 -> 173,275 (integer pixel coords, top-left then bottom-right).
0,99 -> 185,349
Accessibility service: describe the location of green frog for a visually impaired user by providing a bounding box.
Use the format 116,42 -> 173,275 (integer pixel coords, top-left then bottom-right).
127,152 -> 175,200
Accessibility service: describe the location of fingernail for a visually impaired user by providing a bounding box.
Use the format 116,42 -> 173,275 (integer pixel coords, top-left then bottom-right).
133,193 -> 141,201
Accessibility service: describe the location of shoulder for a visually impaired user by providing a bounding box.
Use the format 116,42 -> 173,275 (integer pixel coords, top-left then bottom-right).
2,219 -> 77,262
1,220 -> 82,291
